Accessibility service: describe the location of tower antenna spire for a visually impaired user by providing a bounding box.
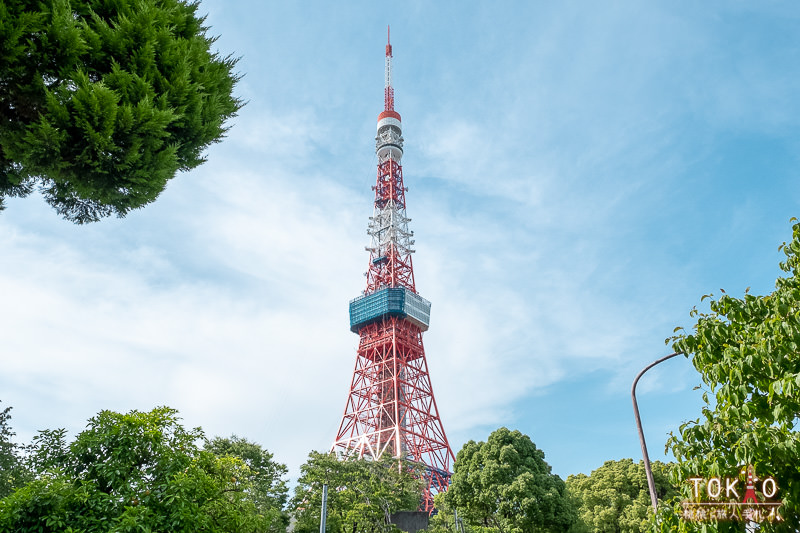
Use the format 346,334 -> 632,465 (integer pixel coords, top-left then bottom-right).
384,25 -> 394,112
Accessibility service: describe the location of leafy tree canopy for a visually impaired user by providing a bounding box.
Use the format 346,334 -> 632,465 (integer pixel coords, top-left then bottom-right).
566,459 -> 676,533
0,401 -> 28,498
442,427 -> 577,533
0,0 -> 241,222
205,435 -> 289,532
656,220 -> 800,531
290,451 -> 423,533
0,407 -> 281,532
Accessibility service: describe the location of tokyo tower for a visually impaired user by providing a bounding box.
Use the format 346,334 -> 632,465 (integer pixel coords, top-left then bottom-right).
332,28 -> 454,512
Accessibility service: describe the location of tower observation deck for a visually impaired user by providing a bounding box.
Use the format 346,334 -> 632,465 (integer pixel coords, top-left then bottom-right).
332,28 -> 454,513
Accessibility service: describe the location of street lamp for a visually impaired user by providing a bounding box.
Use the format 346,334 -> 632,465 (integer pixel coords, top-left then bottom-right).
631,352 -> 681,513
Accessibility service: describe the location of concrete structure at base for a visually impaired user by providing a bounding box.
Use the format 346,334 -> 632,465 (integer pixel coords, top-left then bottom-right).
390,511 -> 430,533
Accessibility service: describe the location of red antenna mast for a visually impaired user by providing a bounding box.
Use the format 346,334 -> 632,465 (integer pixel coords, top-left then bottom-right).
385,26 -> 394,112
332,29 -> 454,513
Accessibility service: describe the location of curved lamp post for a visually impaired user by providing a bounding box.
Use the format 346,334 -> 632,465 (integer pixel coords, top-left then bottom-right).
631,352 -> 681,513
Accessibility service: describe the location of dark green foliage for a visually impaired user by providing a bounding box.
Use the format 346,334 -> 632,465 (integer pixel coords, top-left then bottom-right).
442,427 -> 577,533
0,404 -> 17,498
566,459 -> 676,533
290,451 -> 423,533
0,407 -> 282,532
23,428 -> 69,476
0,0 -> 241,222
206,435 -> 289,532
657,220 -> 800,531
0,402 -> 28,498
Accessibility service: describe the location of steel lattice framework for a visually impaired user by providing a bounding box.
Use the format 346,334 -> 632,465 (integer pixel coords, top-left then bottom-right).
332,28 -> 454,513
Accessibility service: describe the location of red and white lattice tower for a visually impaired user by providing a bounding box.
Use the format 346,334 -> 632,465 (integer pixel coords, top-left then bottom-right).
332,28 -> 454,513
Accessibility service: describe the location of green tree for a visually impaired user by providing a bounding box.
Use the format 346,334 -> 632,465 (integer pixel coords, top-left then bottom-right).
0,0 -> 241,223
657,220 -> 800,532
566,459 -> 676,533
443,427 -> 577,533
206,435 -> 289,532
0,401 -> 28,498
0,407 -> 282,532
290,451 -> 423,533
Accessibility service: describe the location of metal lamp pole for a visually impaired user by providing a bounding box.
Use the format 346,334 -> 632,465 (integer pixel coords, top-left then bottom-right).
319,483 -> 328,533
631,352 -> 680,513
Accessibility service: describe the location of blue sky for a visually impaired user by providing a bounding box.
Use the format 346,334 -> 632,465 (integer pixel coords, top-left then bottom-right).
2,1 -> 800,483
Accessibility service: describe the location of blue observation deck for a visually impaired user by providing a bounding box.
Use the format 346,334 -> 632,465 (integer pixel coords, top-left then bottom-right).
349,287 -> 431,333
